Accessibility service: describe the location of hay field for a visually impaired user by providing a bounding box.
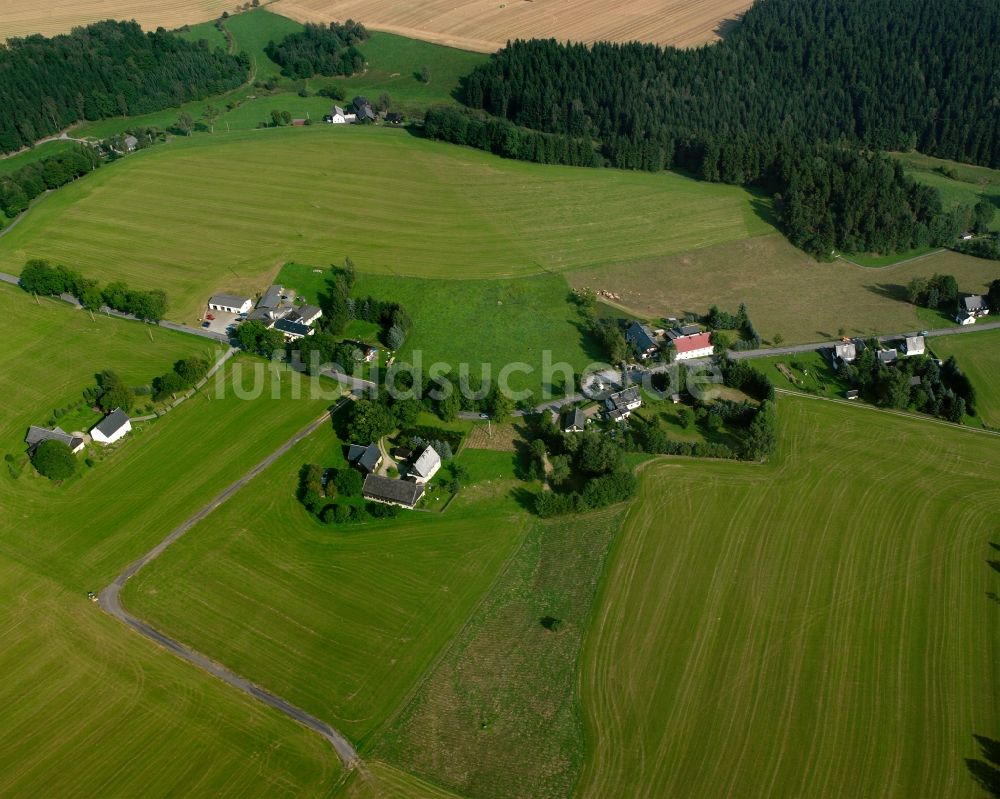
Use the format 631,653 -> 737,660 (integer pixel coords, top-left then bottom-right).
567,234 -> 1000,343
0,126 -> 770,322
1,0 -> 231,40
0,285 -> 342,796
577,394 -> 1000,798
273,0 -> 753,52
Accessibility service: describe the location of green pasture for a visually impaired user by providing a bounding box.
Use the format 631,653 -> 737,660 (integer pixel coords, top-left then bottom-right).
282,263 -> 603,396
577,393 -> 1000,798
176,18 -> 229,52
0,285 -> 342,796
0,125 -> 771,322
931,328 -> 1000,428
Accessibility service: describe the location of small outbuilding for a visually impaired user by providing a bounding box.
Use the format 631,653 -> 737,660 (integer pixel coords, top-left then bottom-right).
348,442 -> 383,474
91,409 -> 132,445
209,294 -> 253,315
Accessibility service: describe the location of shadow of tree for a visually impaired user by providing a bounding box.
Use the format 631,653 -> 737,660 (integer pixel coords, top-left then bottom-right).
865,283 -> 909,302
968,735 -> 1000,797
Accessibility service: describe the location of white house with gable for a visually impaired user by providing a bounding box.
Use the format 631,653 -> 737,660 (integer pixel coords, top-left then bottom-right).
91,409 -> 132,445
410,445 -> 442,483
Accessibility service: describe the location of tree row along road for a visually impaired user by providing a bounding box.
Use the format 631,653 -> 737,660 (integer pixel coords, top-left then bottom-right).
98,401 -> 362,769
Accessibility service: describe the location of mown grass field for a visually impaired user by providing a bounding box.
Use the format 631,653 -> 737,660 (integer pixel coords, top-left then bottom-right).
567,234 -> 1000,343
0,0 -> 230,39
123,421 -> 529,745
0,126 -> 771,322
0,285 -> 343,796
281,263 -> 602,396
378,507 -> 626,799
931,328 -> 1000,428
577,394 -> 1000,798
337,761 -> 464,799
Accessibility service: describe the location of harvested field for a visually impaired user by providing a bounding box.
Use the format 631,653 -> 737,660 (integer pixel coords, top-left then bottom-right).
0,0 -> 231,39
567,234 -> 1000,343
273,0 -> 754,52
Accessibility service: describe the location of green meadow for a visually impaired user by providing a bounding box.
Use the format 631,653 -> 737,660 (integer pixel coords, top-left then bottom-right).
0,284 -> 343,796
281,263 -> 602,396
894,151 -> 1000,231
931,328 -> 1000,428
0,139 -> 80,177
577,394 -> 1000,799
0,126 -> 771,322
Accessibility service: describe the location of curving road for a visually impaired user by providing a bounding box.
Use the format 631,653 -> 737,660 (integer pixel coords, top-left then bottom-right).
98,402 -> 361,768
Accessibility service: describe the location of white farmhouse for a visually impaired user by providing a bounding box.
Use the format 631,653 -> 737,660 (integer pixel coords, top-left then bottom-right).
91,409 -> 132,445
410,445 -> 442,483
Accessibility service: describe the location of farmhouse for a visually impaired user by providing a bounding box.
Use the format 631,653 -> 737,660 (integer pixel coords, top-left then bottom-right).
353,96 -> 376,122
329,105 -> 356,124
956,294 -> 989,325
24,426 -> 85,454
833,341 -> 857,363
671,331 -> 714,361
124,135 -> 138,152
562,407 -> 589,432
90,409 -> 132,445
275,318 -> 314,341
903,335 -> 925,356
348,442 -> 383,474
363,474 -> 424,509
258,285 -> 285,310
626,321 -> 659,359
208,294 -> 253,315
410,445 -> 442,482
285,304 -> 323,326
605,387 -> 642,421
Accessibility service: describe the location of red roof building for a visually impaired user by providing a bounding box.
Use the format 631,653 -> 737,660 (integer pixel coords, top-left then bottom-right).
673,332 -> 713,361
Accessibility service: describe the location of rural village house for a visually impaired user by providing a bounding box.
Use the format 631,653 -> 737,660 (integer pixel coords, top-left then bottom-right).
363,473 -> 424,509
903,335 -> 925,356
409,445 -> 442,482
834,341 -> 857,363
25,426 -> 85,454
562,407 -> 589,433
348,442 -> 383,474
956,294 -> 989,325
626,321 -> 660,360
605,387 -> 642,422
670,331 -> 714,361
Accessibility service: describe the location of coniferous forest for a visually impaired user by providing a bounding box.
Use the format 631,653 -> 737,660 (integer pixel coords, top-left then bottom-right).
0,21 -> 247,153
443,0 -> 1000,256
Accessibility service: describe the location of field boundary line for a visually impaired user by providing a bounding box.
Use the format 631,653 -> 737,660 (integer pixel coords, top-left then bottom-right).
835,248 -> 945,269
98,398 -> 363,769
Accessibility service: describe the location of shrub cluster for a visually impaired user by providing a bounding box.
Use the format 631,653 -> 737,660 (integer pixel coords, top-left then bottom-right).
152,357 -> 211,401
264,21 -> 368,78
19,259 -> 167,321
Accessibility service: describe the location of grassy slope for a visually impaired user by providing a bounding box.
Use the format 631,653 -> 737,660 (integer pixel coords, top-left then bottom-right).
123,422 -> 528,745
176,18 -> 229,51
893,152 -> 1000,232
0,140 -> 79,177
225,7 -> 303,79
577,394 -> 1000,798
281,263 -> 602,396
0,126 -> 771,322
0,285 -> 342,796
377,508 -> 626,799
931,328 -> 1000,428
566,234 -> 999,343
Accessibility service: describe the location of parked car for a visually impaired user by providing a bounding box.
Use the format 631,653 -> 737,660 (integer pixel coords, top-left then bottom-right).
202,321 -> 211,328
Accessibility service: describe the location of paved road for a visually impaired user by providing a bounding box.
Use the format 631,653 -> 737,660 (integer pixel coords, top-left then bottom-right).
99,402 -> 361,768
728,320 -> 1000,361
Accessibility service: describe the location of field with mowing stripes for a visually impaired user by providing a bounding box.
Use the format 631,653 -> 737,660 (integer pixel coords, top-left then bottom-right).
273,0 -> 754,52
0,0 -> 230,39
576,394 -> 1000,798
0,126 -> 772,322
931,329 -> 1000,428
0,285 -> 342,796
124,423 -> 529,745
